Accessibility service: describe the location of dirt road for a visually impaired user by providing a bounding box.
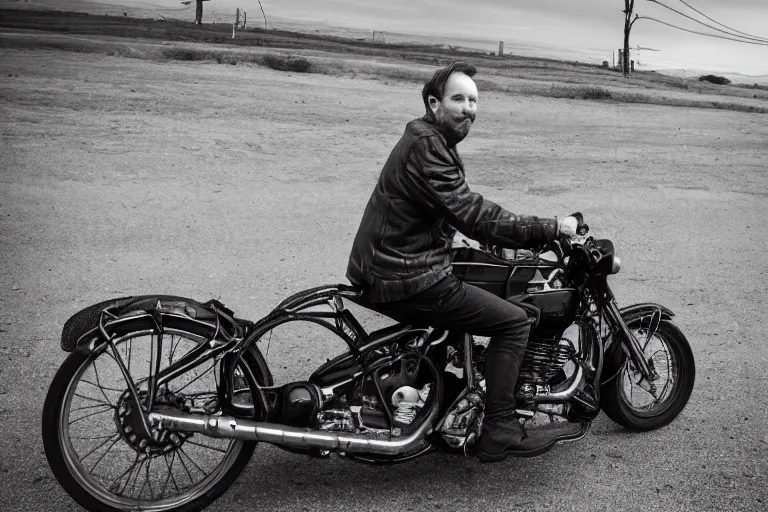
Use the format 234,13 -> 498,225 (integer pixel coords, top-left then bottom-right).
1,46 -> 767,511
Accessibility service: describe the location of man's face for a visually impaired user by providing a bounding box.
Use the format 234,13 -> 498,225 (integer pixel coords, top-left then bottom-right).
428,72 -> 478,145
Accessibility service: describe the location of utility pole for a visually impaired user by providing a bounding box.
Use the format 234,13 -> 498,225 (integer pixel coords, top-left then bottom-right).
259,0 -> 267,31
623,0 -> 640,77
180,0 -> 209,25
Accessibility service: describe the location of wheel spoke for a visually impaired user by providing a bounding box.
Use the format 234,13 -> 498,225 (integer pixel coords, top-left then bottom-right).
73,392 -> 112,407
79,432 -> 121,462
178,446 -> 210,478
109,453 -> 140,494
160,451 -> 180,497
148,457 -> 157,500
80,379 -> 125,393
73,433 -> 120,440
185,438 -> 229,454
636,382 -> 660,402
89,435 -> 122,474
70,401 -> 113,413
91,360 -> 116,408
176,448 -> 196,484
170,334 -> 183,366
69,404 -> 113,425
654,349 -> 675,402
128,456 -> 149,498
173,363 -> 215,394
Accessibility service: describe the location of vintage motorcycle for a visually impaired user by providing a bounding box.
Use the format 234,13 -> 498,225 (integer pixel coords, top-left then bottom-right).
43,217 -> 695,511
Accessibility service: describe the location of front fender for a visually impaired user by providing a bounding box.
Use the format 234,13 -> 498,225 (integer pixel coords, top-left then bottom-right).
61,295 -> 245,353
619,303 -> 675,327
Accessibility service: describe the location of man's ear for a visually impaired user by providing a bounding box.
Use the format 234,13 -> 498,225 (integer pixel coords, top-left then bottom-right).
428,95 -> 439,114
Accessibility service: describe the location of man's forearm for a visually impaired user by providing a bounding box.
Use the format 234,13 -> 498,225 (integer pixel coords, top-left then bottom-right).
473,210 -> 558,249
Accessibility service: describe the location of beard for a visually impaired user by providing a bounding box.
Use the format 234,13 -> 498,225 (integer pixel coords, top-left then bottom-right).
435,112 -> 475,147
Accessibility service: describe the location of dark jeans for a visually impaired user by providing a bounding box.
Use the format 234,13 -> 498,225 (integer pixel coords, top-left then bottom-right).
363,275 -> 530,423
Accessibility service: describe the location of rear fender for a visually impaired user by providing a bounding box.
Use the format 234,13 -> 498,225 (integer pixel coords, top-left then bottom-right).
61,295 -> 246,354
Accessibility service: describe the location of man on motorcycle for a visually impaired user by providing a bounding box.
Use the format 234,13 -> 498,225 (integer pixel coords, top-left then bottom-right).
346,61 -> 578,462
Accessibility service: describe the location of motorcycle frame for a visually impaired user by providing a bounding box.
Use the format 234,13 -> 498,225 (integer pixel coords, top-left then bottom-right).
218,284 -> 442,422
79,263 -> 672,443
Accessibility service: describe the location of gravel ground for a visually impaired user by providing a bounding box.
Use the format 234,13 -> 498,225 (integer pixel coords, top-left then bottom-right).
1,45 -> 767,512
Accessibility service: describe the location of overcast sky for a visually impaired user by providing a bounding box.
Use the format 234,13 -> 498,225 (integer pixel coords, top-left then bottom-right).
118,0 -> 768,76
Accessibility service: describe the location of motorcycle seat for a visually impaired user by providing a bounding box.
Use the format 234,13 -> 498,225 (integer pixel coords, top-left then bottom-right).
363,322 -> 423,347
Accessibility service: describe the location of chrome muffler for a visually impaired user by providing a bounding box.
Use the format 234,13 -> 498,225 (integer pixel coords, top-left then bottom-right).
148,404 -> 438,456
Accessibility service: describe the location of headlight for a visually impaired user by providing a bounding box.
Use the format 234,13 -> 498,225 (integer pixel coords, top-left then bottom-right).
611,256 -> 621,274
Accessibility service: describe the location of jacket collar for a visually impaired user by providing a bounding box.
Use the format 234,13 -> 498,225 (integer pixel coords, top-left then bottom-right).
412,116 -> 464,172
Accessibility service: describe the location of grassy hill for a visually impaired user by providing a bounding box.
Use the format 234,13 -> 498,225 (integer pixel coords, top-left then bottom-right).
1,7 -> 766,113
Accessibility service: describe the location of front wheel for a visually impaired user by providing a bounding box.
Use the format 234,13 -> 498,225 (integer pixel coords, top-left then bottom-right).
601,320 -> 695,431
43,327 -> 270,512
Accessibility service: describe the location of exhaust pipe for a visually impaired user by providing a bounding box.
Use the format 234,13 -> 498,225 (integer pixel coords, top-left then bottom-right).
148,404 -> 439,456
536,364 -> 585,402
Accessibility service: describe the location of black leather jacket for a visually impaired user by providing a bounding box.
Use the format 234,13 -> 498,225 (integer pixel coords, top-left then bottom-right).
346,116 -> 558,303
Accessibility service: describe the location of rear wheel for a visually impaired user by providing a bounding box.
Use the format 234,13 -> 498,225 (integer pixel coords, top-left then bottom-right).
601,320 -> 695,431
42,327 -> 270,512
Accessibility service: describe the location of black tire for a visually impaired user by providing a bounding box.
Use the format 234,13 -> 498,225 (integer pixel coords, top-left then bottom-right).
42,326 -> 271,512
601,319 -> 695,431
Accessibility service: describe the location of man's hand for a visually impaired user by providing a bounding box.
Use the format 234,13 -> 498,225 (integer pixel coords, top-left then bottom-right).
559,216 -> 579,238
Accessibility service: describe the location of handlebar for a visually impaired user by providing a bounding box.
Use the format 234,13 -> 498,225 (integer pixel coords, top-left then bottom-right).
454,213 -> 618,271
553,232 -> 620,275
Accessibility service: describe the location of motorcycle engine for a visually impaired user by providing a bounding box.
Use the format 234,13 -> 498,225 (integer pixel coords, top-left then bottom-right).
519,322 -> 582,385
314,351 -> 438,437
439,322 -> 591,449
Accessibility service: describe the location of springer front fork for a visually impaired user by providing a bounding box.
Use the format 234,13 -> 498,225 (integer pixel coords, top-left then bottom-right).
599,289 -> 662,386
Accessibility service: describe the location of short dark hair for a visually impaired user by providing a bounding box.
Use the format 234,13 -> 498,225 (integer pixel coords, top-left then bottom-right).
422,61 -> 477,119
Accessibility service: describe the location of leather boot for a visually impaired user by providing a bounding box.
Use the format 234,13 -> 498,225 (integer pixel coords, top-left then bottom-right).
475,416 -> 526,462
475,320 -> 531,463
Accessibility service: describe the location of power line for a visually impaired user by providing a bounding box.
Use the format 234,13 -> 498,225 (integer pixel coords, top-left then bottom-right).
646,0 -> 768,44
674,0 -> 768,43
638,16 -> 768,46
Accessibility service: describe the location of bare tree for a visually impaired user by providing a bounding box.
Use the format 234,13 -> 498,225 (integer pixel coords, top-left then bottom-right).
623,0 -> 640,77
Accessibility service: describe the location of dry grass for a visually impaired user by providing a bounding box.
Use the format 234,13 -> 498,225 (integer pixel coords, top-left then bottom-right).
262,54 -> 313,72
2,33 -> 765,114
543,85 -> 612,100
